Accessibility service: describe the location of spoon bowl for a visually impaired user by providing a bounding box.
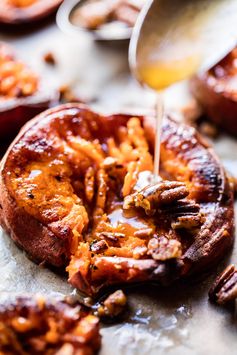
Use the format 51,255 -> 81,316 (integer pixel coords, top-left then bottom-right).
129,0 -> 237,90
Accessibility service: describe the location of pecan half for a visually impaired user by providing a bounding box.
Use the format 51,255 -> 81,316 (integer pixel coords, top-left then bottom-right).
123,181 -> 189,216
209,264 -> 237,305
147,236 -> 182,261
166,200 -> 204,230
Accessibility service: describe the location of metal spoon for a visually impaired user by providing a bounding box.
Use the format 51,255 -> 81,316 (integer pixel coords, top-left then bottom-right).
129,0 -> 237,180
129,0 -> 237,90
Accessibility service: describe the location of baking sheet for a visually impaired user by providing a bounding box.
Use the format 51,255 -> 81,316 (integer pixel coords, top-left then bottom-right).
1,22 -> 237,355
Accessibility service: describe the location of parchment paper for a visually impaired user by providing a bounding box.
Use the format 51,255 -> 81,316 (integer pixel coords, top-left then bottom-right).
0,23 -> 237,355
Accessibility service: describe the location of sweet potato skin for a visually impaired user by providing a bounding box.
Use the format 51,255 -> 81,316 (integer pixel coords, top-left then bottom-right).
0,184 -> 70,267
0,104 -> 234,294
190,75 -> 237,135
190,47 -> 237,136
144,116 -> 234,274
0,97 -> 57,141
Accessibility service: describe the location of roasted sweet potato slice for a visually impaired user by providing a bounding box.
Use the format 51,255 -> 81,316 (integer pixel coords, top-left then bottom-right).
0,104 -> 234,296
0,42 -> 58,140
0,0 -> 63,25
0,294 -> 101,354
190,46 -> 237,136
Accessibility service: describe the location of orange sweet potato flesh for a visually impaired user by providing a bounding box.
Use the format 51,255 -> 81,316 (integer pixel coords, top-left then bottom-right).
190,47 -> 237,136
0,42 -> 57,141
0,0 -> 63,25
0,104 -> 234,296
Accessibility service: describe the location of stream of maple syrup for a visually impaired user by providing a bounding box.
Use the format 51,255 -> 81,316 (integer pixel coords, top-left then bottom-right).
153,92 -> 164,180
137,56 -> 201,180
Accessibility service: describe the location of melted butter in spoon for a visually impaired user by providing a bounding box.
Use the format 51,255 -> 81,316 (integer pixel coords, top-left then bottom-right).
137,56 -> 200,92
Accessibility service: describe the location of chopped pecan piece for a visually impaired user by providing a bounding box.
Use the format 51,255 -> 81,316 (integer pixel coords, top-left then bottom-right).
43,52 -> 56,66
209,264 -> 237,305
134,228 -> 153,238
96,290 -> 127,318
90,240 -> 108,253
96,231 -> 125,245
123,181 -> 189,216
148,236 -> 182,261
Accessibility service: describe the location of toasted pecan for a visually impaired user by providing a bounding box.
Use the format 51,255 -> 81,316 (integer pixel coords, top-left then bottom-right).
123,181 -> 189,215
209,264 -> 237,305
148,236 -> 182,261
96,290 -> 127,318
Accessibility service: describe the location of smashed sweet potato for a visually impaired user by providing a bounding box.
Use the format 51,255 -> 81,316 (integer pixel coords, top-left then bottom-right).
0,0 -> 63,25
0,44 -> 38,99
0,294 -> 101,354
0,104 -> 234,296
190,46 -> 237,136
0,42 -> 58,140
